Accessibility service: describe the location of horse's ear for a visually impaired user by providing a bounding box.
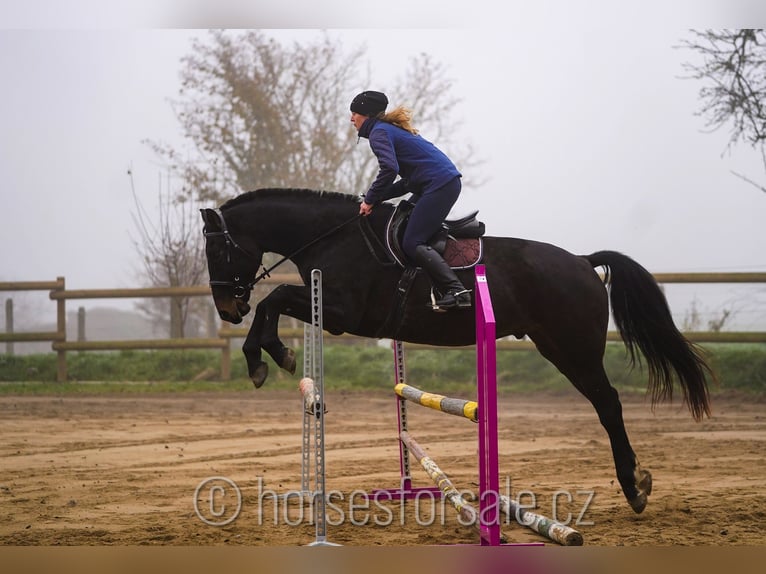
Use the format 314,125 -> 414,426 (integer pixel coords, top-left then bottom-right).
200,208 -> 221,231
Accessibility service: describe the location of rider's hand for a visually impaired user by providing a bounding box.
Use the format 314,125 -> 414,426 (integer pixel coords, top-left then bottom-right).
359,202 -> 373,216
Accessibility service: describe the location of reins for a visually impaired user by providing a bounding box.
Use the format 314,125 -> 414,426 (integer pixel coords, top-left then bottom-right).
250,213 -> 361,284
205,208 -> 360,295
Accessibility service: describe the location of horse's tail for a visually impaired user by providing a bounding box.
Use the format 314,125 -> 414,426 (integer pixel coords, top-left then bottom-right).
586,250 -> 714,421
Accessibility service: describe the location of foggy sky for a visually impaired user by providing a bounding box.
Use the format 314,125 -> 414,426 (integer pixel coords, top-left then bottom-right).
1,2 -> 764,327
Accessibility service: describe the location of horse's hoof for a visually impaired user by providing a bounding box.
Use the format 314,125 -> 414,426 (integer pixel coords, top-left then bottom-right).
636,468 -> 653,496
629,491 -> 647,513
251,362 -> 269,389
628,467 -> 653,513
281,348 -> 296,375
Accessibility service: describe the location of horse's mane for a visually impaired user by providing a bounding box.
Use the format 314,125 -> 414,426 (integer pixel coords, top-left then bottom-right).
221,188 -> 358,210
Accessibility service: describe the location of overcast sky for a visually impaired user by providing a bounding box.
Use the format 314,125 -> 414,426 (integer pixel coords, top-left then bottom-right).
1,1 -> 765,327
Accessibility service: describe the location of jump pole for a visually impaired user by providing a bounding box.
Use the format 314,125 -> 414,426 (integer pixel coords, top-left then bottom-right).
299,269 -> 339,547
399,431 -> 481,536
499,496 -> 583,546
394,383 -> 478,422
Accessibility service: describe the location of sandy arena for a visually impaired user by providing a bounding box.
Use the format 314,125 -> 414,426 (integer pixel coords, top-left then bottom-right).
0,388 -> 764,546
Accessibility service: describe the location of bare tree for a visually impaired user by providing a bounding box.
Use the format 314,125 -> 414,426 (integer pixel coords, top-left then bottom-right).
128,168 -> 209,338
146,30 -> 479,205
679,29 -> 766,192
682,296 -> 735,333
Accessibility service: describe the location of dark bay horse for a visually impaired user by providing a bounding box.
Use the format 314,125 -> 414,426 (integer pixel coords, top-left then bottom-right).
200,188 -> 713,514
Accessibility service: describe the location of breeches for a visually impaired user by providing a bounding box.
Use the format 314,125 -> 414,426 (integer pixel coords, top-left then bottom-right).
401,176 -> 462,261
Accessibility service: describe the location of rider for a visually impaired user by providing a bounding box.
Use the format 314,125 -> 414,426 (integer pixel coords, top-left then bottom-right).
351,90 -> 471,311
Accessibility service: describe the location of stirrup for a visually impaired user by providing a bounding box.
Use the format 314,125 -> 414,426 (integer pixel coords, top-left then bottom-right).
429,289 -> 472,311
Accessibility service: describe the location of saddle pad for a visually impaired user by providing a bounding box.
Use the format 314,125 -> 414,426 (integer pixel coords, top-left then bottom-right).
443,237 -> 483,269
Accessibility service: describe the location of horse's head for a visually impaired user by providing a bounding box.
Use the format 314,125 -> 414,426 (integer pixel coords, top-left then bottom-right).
200,207 -> 262,324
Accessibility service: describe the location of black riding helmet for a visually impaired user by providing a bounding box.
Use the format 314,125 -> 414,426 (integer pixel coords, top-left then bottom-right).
350,91 -> 388,117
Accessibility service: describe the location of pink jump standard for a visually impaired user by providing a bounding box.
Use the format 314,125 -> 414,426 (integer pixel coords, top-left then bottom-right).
372,264 -> 503,546
475,264 -> 501,545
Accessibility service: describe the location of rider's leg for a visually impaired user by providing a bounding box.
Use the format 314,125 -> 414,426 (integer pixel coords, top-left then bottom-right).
410,244 -> 471,309
402,177 -> 471,309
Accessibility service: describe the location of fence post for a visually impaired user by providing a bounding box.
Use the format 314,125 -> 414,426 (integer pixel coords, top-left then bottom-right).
5,298 -> 13,356
221,343 -> 231,380
77,307 -> 86,355
54,277 -> 67,382
206,303 -> 217,338
170,296 -> 182,338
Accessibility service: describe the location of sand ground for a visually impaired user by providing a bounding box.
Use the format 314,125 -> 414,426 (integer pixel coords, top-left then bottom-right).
0,389 -> 764,546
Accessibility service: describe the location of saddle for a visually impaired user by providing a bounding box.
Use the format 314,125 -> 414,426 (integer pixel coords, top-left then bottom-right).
359,200 -> 486,339
385,200 -> 485,269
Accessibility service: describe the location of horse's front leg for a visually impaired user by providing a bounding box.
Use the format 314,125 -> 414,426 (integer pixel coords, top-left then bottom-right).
243,284 -> 314,388
242,300 -> 271,388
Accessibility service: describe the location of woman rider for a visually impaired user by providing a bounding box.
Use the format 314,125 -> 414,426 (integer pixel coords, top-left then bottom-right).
350,90 -> 471,311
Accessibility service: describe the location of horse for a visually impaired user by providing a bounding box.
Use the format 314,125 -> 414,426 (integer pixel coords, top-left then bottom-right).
200,187 -> 714,515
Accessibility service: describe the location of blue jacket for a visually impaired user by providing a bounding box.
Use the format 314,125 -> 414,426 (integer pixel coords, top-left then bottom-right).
359,118 -> 461,205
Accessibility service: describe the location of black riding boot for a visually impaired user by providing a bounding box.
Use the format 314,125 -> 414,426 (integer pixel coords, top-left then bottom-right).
412,245 -> 472,310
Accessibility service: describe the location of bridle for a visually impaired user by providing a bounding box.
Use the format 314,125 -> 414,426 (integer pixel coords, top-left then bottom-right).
203,207 -> 360,300
203,208 -> 261,299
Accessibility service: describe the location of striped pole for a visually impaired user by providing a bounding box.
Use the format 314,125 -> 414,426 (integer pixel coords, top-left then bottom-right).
400,431 -> 479,528
499,495 -> 583,546
395,383 -> 478,422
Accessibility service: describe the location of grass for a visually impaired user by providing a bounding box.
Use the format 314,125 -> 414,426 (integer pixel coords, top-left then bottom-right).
0,343 -> 763,398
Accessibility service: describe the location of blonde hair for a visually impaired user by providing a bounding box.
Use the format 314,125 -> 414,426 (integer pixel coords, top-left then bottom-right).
380,105 -> 419,135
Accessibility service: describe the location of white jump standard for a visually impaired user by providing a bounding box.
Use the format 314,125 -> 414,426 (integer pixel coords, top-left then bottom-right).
297,269 -> 339,547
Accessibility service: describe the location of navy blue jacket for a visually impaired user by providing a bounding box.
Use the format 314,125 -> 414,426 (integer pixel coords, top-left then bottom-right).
359,118 -> 461,205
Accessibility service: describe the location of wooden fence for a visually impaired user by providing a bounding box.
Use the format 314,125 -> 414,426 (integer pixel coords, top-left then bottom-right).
1,272 -> 765,382
0,275 -> 299,381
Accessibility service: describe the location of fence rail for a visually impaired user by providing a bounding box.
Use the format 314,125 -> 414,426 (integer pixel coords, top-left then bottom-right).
1,272 -> 765,382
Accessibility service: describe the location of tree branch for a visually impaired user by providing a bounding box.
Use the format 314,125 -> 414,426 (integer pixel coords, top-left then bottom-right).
731,169 -> 766,193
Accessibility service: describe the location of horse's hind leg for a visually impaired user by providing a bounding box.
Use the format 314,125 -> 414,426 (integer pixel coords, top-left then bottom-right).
536,341 -> 652,513
578,368 -> 653,513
